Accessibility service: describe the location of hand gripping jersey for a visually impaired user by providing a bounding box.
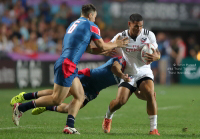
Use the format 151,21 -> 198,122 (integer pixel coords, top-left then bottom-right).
111,29 -> 158,75
54,17 -> 101,87
77,57 -> 126,101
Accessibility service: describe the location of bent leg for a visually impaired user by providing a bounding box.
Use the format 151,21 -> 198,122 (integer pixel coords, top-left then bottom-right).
134,89 -> 156,101
37,89 -> 53,97
138,79 -> 159,134
138,80 -> 157,115
103,86 -> 132,133
67,77 -> 85,117
35,83 -> 70,107
109,87 -> 132,113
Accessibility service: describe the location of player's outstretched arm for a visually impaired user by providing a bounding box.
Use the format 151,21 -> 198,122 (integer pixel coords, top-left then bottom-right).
86,44 -> 117,57
111,61 -> 130,82
93,36 -> 129,51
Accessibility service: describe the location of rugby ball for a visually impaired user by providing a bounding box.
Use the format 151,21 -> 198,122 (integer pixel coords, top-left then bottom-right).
141,43 -> 155,65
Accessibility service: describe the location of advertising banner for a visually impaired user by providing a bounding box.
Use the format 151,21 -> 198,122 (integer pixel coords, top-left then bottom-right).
0,60 -> 16,88
0,59 -> 106,88
180,58 -> 200,84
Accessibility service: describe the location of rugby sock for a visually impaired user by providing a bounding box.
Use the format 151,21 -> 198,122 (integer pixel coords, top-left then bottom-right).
23,91 -> 38,100
105,106 -> 115,119
46,106 -> 57,111
149,115 -> 157,131
18,100 -> 36,112
66,115 -> 75,128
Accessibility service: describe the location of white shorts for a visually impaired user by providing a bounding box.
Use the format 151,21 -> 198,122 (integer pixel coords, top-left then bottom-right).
118,71 -> 154,93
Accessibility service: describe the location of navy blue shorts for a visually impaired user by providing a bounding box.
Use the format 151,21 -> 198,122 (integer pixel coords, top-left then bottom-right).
54,58 -> 78,87
83,90 -> 99,106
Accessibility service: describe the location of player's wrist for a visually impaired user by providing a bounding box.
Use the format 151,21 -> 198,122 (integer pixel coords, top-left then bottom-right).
157,55 -> 160,60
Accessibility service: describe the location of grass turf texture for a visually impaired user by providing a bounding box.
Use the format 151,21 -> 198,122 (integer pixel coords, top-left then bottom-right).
0,85 -> 200,139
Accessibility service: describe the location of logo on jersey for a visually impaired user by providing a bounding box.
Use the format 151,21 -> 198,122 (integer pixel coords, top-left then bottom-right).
141,38 -> 147,44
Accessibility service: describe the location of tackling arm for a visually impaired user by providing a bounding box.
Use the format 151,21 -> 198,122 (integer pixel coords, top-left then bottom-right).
86,43 -> 117,57
93,36 -> 129,51
111,61 -> 130,82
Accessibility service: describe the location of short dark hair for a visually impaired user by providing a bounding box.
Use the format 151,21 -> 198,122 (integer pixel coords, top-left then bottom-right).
129,13 -> 143,22
81,4 -> 96,17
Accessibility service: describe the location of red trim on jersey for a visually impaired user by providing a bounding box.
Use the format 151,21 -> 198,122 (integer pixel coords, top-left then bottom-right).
117,56 -> 126,72
78,68 -> 90,77
117,56 -> 122,59
91,26 -> 100,36
62,58 -> 77,78
92,38 -> 99,41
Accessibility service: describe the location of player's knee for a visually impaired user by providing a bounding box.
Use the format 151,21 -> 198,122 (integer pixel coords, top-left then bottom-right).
79,94 -> 85,102
144,87 -> 154,100
75,92 -> 85,102
52,95 -> 62,106
118,97 -> 127,106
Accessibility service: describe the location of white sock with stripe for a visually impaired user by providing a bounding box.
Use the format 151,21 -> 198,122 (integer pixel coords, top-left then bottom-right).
149,115 -> 157,131
105,107 -> 115,119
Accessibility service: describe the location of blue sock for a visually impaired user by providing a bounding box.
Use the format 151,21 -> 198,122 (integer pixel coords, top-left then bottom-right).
18,101 -> 36,112
23,92 -> 38,100
46,106 -> 57,111
66,115 -> 75,128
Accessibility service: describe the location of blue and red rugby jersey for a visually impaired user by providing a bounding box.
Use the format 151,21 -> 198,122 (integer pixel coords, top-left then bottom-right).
77,57 -> 126,96
61,17 -> 101,64
54,17 -> 101,87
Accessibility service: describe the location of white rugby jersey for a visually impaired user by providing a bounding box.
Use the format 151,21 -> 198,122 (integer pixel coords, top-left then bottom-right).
111,29 -> 158,75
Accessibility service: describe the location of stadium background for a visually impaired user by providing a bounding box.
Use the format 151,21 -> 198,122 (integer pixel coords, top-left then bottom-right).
0,0 -> 200,88
0,0 -> 200,139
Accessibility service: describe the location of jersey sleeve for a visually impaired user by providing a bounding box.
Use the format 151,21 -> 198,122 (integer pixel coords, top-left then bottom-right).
148,31 -> 158,49
90,24 -> 101,41
112,57 -> 120,64
114,57 -> 126,72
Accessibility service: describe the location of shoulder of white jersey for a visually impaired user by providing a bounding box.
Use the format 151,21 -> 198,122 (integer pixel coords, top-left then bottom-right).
110,30 -> 127,42
142,28 -> 150,36
142,29 -> 156,43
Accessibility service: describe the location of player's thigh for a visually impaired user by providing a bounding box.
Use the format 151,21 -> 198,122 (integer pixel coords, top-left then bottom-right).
117,86 -> 132,104
138,79 -> 154,97
70,77 -> 85,99
134,89 -> 147,101
53,83 -> 70,101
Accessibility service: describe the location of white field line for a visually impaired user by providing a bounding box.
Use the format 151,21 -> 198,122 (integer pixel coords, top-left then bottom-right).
0,106 -> 181,130
158,105 -> 182,110
0,125 -> 43,130
79,114 -> 123,120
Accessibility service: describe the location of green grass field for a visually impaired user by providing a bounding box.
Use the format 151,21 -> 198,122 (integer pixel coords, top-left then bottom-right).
0,85 -> 200,139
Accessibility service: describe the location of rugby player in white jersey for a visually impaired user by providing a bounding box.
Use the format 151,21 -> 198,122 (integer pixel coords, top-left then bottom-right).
102,13 -> 161,135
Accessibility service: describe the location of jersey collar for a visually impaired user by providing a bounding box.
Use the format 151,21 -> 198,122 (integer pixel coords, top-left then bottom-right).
79,17 -> 88,21
127,29 -> 142,41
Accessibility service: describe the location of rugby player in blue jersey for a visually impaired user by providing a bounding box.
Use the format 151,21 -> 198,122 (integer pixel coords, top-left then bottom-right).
11,4 -> 129,134
11,57 -> 130,123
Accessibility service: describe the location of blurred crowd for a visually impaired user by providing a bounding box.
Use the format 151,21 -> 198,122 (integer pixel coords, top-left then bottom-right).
0,0 -> 200,84
0,0 -> 78,55
152,33 -> 200,84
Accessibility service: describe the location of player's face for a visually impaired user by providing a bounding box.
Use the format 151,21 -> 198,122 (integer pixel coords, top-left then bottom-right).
128,21 -> 143,37
89,11 -> 97,22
